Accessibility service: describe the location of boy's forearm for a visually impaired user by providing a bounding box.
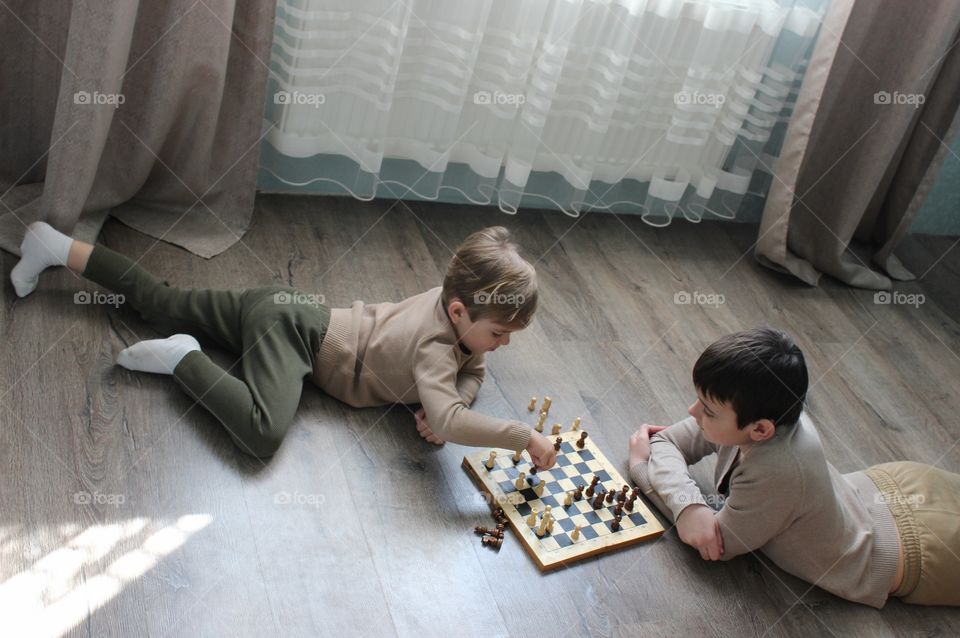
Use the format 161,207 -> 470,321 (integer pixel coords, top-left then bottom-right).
629,461 -> 676,524
647,440 -> 711,522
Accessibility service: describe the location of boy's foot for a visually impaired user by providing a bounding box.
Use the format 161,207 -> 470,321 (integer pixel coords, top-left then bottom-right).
117,334 -> 201,375
10,221 -> 74,297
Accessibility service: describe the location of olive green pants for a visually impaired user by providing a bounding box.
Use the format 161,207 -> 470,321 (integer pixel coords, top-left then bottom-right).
866,461 -> 960,607
82,245 -> 329,458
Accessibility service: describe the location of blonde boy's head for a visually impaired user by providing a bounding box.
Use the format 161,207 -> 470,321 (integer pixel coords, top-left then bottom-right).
442,226 -> 538,329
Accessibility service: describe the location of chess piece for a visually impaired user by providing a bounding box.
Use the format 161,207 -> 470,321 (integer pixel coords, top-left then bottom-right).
482,535 -> 503,549
625,494 -> 637,511
611,517 -> 621,532
605,490 -> 615,504
533,481 -> 545,497
514,472 -> 526,490
541,396 -> 552,414
536,517 -> 549,537
512,449 -> 523,463
614,502 -> 624,517
573,485 -> 584,501
551,423 -> 562,436
527,396 -> 537,412
563,491 -> 574,507
535,412 -> 546,432
542,505 -> 552,520
576,431 -> 588,449
571,524 -> 581,540
592,492 -> 605,509
475,525 -> 504,538
585,476 -> 599,499
527,507 -> 538,527
572,417 -> 581,431
620,485 -> 630,501
554,436 -> 562,451
485,451 -> 497,470
492,507 -> 505,520
546,516 -> 555,534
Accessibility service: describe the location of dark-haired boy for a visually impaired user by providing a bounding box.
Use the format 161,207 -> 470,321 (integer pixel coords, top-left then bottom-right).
628,327 -> 960,608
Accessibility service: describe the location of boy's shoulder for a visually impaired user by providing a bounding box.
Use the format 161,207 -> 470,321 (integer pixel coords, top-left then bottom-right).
743,412 -> 831,482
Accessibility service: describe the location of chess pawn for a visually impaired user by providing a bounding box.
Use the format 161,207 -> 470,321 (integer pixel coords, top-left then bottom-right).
541,396 -> 553,413
611,517 -> 621,532
536,517 -> 549,537
527,396 -> 537,412
576,431 -> 588,449
533,481 -> 545,497
605,490 -> 615,504
527,507 -> 538,527
551,423 -> 562,436
514,471 -> 527,490
546,516 -> 555,534
571,524 -> 581,541
512,449 -> 523,463
563,491 -> 574,507
572,417 -> 581,431
542,505 -> 552,520
535,412 -> 546,432
485,451 -> 497,470
554,436 -> 562,451
482,535 -> 503,549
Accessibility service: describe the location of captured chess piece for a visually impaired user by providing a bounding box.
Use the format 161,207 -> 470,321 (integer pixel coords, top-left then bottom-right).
576,431 -> 588,449
482,535 -> 504,549
571,416 -> 581,431
554,436 -> 562,451
485,451 -> 497,470
527,396 -> 538,412
475,525 -> 504,538
551,423 -> 562,436
541,396 -> 552,414
535,412 -> 546,432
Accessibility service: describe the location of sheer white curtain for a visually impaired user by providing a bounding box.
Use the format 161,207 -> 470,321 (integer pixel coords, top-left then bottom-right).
261,0 -> 826,225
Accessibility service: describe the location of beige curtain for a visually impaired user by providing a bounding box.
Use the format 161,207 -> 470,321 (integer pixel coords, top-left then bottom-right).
0,0 -> 276,259
756,0 -> 960,289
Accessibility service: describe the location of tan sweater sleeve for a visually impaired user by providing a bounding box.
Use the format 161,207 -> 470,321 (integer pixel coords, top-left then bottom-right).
455,353 -> 485,406
646,416 -> 719,522
414,339 -> 531,450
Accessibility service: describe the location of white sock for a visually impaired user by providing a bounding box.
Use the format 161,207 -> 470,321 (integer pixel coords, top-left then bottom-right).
10,221 -> 74,297
116,334 -> 201,375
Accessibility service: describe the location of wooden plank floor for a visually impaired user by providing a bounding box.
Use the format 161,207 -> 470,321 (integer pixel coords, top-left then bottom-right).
2,193 -> 959,637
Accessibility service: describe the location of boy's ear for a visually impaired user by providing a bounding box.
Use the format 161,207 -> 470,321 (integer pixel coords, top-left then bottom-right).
447,298 -> 467,324
747,418 -> 776,442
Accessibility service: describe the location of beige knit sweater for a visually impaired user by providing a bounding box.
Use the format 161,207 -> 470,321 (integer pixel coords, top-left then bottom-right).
629,414 -> 899,608
310,287 -> 532,451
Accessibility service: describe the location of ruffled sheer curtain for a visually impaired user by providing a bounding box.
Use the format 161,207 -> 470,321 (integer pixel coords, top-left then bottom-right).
260,0 -> 827,225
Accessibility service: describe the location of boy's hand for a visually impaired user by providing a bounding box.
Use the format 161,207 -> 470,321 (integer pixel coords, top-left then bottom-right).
628,423 -> 669,466
677,504 -> 724,561
414,408 -> 444,445
526,431 -> 557,470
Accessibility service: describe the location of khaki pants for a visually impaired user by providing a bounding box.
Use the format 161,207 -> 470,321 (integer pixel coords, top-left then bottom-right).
865,461 -> 960,606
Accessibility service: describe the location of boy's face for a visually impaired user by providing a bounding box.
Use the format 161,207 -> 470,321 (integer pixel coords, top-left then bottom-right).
447,300 -> 520,353
688,391 -> 754,447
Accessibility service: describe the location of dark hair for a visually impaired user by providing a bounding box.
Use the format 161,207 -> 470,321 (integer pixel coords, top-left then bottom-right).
693,327 -> 808,428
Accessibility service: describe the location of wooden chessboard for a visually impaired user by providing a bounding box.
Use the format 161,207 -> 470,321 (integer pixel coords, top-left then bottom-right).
462,429 -> 664,571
